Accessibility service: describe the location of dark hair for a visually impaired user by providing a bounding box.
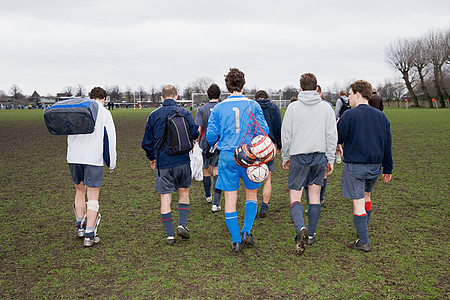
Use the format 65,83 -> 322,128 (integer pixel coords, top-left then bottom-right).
299,73 -> 317,91
339,90 -> 347,97
89,87 -> 106,100
290,96 -> 297,103
225,68 -> 245,93
207,83 -> 221,100
317,85 -> 322,94
162,84 -> 177,99
255,90 -> 269,100
349,80 -> 372,100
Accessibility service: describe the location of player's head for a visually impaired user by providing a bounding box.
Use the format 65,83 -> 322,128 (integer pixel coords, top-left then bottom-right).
225,68 -> 245,93
162,85 -> 178,100
349,80 -> 372,101
255,90 -> 269,100
299,73 -> 317,91
89,87 -> 106,100
207,83 -> 221,100
340,90 -> 347,97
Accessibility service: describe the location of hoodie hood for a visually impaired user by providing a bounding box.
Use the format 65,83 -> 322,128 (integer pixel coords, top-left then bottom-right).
298,90 -> 321,106
255,98 -> 273,109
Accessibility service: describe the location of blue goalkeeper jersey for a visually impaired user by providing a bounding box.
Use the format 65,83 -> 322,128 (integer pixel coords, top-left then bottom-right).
206,95 -> 269,152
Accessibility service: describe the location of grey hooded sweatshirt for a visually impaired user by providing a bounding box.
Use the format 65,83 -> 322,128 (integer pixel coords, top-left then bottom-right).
281,90 -> 337,164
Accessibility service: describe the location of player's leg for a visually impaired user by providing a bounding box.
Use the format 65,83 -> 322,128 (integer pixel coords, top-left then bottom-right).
350,198 -> 370,248
259,171 -> 272,218
306,184 -> 321,245
304,185 -> 309,214
211,158 -> 222,212
224,190 -> 241,251
241,188 -> 258,245
82,165 -> 103,247
202,165 -> 213,203
320,176 -> 328,205
290,189 -> 309,254
160,193 -> 175,244
74,183 -> 87,237
177,187 -> 191,239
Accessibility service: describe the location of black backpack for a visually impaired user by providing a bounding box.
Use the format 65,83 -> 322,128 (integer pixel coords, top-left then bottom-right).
156,107 -> 194,174
339,98 -> 351,117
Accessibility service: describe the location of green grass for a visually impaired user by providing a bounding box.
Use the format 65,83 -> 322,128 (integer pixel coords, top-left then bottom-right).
0,107 -> 449,299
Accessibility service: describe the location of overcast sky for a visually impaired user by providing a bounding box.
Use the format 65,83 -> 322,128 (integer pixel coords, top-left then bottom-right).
1,0 -> 449,96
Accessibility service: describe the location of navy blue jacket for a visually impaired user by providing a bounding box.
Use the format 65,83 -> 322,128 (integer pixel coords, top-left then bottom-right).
142,99 -> 199,169
337,104 -> 393,174
255,99 -> 282,150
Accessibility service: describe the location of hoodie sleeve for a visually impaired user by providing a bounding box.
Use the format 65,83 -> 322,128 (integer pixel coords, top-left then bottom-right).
335,99 -> 342,119
142,114 -> 156,160
325,108 -> 337,164
273,105 -> 282,150
281,104 -> 293,162
382,117 -> 393,174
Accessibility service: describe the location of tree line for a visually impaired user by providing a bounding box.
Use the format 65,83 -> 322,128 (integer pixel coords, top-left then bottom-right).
385,27 -> 449,107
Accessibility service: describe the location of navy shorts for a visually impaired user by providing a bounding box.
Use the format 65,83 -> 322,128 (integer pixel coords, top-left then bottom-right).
341,163 -> 381,199
267,159 -> 275,172
155,163 -> 192,194
202,149 -> 220,169
288,157 -> 326,190
69,164 -> 103,188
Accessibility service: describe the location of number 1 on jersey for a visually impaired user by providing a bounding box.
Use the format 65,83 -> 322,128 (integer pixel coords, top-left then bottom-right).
232,107 -> 240,134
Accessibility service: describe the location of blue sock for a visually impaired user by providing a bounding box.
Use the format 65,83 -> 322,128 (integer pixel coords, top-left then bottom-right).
320,178 -> 327,202
161,212 -> 175,237
203,176 -> 212,198
224,211 -> 241,243
290,201 -> 305,234
307,204 -> 321,236
178,203 -> 190,228
212,175 -> 222,206
242,200 -> 258,234
353,214 -> 369,244
260,202 -> 269,214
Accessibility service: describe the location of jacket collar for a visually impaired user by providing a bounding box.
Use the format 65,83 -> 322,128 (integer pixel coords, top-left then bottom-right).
162,99 -> 178,106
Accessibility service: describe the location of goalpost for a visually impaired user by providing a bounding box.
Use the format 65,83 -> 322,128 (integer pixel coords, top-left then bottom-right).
192,92 -> 282,107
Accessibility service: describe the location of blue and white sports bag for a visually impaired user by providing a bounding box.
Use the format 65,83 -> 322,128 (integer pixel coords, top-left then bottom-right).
44,98 -> 99,135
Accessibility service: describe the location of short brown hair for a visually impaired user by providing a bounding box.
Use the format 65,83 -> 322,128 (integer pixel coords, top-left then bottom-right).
207,83 -> 221,100
299,73 -> 317,91
349,80 -> 372,100
225,68 -> 245,93
339,90 -> 347,97
255,90 -> 269,99
89,87 -> 106,100
162,85 -> 177,99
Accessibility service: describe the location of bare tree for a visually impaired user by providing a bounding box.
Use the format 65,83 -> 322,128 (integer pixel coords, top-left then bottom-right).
188,77 -> 215,93
385,38 -> 419,106
74,84 -> 86,97
62,86 -> 73,97
282,86 -> 298,101
412,37 -> 433,107
106,85 -> 121,103
425,28 -> 448,107
10,84 -> 24,99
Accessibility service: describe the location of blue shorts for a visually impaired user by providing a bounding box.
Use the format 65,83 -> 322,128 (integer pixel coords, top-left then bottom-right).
216,150 -> 260,192
155,163 -> 192,194
69,164 -> 103,188
341,163 -> 381,199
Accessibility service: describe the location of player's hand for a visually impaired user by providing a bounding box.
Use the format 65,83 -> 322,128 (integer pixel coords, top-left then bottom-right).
382,174 -> 392,183
282,160 -> 290,170
325,163 -> 334,176
150,160 -> 156,170
109,168 -> 115,173
336,144 -> 343,156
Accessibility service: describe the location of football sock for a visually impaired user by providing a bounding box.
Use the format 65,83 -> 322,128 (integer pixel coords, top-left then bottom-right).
203,176 -> 212,198
260,202 -> 269,214
365,201 -> 372,226
290,201 -> 305,234
320,178 -> 327,202
76,217 -> 84,223
161,212 -> 175,237
353,214 -> 369,244
224,211 -> 241,243
212,175 -> 222,206
85,226 -> 94,234
242,200 -> 258,234
178,203 -> 190,228
307,204 -> 321,236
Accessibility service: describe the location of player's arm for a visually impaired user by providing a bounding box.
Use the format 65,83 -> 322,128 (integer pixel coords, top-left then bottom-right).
206,108 -> 219,146
281,106 -> 293,167
142,116 -> 156,161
